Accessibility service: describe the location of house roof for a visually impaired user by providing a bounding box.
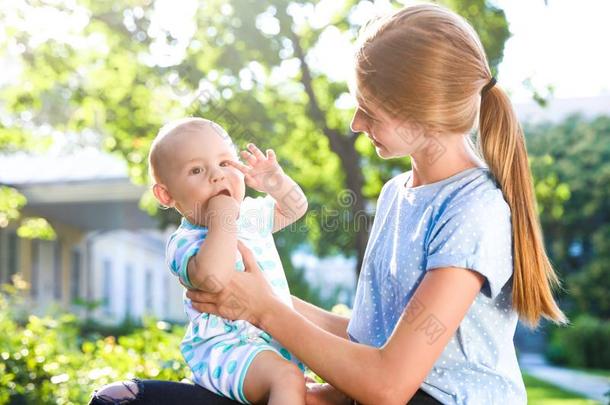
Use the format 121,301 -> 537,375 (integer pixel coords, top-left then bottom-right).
0,148 -> 158,231
0,147 -> 127,185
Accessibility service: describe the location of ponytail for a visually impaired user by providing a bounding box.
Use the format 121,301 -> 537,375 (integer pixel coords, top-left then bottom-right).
355,3 -> 567,328
478,85 -> 567,328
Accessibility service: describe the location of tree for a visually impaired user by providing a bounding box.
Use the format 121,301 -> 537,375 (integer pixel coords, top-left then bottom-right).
1,0 -> 510,279
526,114 -> 610,318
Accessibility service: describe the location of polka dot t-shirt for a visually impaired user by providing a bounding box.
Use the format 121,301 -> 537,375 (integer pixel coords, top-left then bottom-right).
347,167 -> 526,404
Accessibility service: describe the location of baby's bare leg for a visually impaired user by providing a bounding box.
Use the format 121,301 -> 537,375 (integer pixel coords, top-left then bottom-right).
243,350 -> 306,405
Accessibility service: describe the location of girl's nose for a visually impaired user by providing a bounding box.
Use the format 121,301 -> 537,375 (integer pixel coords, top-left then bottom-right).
350,109 -> 368,133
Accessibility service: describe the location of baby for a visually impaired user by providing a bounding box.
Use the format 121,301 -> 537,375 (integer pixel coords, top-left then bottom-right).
149,117 -> 309,404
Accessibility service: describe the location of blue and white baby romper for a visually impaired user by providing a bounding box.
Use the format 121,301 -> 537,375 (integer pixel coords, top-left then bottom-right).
166,195 -> 306,404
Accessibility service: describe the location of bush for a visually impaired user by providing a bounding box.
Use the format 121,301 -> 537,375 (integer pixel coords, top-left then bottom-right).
546,315 -> 610,369
0,285 -> 189,405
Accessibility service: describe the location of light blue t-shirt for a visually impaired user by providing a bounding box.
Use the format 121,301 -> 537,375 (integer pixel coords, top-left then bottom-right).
347,167 -> 526,404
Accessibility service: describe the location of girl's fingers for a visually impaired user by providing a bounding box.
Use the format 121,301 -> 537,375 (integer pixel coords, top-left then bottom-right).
191,302 -> 219,315
185,289 -> 219,304
237,241 -> 261,274
226,160 -> 251,174
247,143 -> 266,160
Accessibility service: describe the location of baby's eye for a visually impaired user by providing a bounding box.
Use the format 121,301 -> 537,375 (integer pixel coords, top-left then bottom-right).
219,161 -> 231,167
189,167 -> 204,175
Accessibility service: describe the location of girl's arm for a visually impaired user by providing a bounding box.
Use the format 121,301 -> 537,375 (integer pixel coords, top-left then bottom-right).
291,296 -> 350,339
187,243 -> 485,405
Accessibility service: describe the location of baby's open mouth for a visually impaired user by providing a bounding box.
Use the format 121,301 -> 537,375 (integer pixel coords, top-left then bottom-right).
214,188 -> 232,197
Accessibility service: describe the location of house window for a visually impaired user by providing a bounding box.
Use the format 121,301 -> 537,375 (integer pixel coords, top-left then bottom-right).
102,259 -> 112,314
70,250 -> 81,303
124,264 -> 133,320
53,240 -> 62,300
144,269 -> 153,315
0,228 -> 5,283
7,232 -> 18,280
31,239 -> 39,298
0,230 -> 20,284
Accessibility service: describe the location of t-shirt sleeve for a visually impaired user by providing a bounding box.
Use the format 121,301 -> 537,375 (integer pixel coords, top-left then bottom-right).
165,228 -> 207,289
425,190 -> 513,299
238,195 -> 276,236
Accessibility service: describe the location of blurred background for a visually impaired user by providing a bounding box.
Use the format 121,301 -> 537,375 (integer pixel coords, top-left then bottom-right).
0,0 -> 609,403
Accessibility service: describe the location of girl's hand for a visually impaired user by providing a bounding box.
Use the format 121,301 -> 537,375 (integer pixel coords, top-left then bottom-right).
227,143 -> 284,194
185,241 -> 276,327
306,383 -> 353,405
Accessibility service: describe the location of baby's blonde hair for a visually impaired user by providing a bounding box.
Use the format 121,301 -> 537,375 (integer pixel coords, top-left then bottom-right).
148,117 -> 236,184
356,4 -> 566,327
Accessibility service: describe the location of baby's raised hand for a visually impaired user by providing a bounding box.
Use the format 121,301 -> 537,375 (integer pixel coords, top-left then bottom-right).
227,143 -> 284,193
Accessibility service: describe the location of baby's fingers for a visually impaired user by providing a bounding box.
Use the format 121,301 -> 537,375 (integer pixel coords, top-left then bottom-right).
240,150 -> 257,166
266,149 -> 277,162
226,160 -> 251,174
247,143 -> 266,161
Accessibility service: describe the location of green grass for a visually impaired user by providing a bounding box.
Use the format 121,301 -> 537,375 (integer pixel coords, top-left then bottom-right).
524,374 -> 602,405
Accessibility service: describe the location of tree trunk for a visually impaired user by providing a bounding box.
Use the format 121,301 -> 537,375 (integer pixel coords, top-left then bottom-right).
286,24 -> 370,276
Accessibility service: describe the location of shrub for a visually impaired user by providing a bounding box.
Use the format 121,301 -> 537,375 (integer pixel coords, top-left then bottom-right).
0,285 -> 189,405
546,315 -> 610,369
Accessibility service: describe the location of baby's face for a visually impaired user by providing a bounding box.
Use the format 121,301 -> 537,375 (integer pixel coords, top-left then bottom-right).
161,128 -> 245,225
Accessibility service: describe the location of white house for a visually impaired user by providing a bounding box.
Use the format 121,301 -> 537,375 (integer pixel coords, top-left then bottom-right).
0,148 -> 185,325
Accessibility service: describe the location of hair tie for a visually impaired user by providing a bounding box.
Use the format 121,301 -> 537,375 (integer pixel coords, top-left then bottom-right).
481,77 -> 496,96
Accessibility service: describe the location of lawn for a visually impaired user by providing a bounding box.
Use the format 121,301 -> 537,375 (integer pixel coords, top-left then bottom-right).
524,373 -> 603,405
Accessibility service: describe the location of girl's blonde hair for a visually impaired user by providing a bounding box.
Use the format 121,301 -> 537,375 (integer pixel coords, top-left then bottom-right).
355,4 -> 566,327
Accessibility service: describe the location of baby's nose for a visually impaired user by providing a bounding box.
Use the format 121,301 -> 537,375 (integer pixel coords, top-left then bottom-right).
210,168 -> 225,182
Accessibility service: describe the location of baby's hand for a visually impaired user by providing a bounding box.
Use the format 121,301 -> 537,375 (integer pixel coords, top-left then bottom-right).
227,143 -> 284,194
205,194 -> 240,227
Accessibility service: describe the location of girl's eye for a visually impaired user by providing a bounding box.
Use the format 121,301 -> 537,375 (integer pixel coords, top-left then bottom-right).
220,161 -> 229,167
360,108 -> 378,122
190,167 -> 203,175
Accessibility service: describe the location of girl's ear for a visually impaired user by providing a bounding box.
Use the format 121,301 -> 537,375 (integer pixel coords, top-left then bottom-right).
152,183 -> 174,208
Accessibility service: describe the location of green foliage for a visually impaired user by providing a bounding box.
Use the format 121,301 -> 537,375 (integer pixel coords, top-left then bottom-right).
530,155 -> 571,219
546,315 -> 610,370
0,187 -> 26,228
0,188 -> 56,240
525,115 -> 610,319
0,279 -> 352,404
16,217 -> 56,240
0,0 -> 511,265
0,286 -> 188,405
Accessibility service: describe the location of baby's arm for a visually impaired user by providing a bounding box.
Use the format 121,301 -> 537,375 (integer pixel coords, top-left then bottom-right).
187,195 -> 239,292
267,169 -> 308,233
228,143 -> 308,233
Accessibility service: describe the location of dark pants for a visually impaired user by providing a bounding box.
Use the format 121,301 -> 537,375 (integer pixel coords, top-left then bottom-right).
89,379 -> 442,405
